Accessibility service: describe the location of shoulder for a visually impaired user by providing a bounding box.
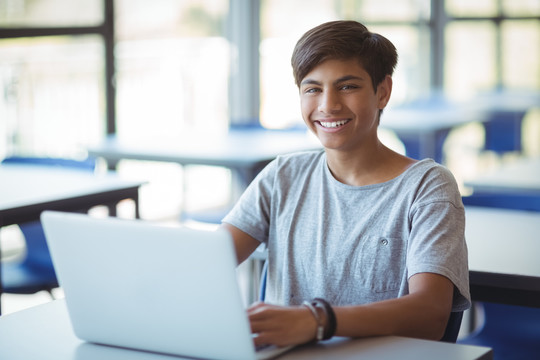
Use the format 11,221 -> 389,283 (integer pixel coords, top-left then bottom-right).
405,159 -> 458,184
249,150 -> 326,193
267,150 -> 326,174
409,158 -> 450,173
275,150 -> 325,165
405,159 -> 463,208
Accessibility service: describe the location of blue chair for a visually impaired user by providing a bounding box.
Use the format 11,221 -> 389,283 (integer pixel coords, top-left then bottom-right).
462,192 -> 540,212
459,196 -> 540,359
458,302 -> 540,359
482,110 -> 526,154
1,156 -> 96,297
258,261 -> 463,343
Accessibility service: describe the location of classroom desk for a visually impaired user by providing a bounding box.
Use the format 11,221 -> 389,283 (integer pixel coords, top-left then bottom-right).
0,163 -> 144,313
0,164 -> 144,225
466,206 -> 540,307
87,129 -> 322,185
471,90 -> 540,153
381,104 -> 486,163
463,157 -> 540,211
381,91 -> 540,162
0,299 -> 493,360
465,157 -> 540,194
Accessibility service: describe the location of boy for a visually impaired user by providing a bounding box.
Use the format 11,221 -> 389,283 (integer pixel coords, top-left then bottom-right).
220,20 -> 470,348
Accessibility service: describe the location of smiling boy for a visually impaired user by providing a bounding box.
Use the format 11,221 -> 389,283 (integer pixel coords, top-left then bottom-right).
221,20 -> 470,348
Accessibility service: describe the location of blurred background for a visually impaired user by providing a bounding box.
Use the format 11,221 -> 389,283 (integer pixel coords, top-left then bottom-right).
1,0 -> 540,313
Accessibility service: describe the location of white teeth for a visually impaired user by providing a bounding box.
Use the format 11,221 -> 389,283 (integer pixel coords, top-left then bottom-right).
320,120 -> 348,128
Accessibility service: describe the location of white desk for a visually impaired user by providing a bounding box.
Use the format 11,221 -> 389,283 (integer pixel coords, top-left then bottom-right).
0,164 -> 144,224
0,163 -> 144,313
88,129 -> 322,185
381,91 -> 540,162
465,157 -> 540,194
471,90 -> 540,153
381,104 -> 486,163
466,206 -> 540,307
0,299 -> 492,360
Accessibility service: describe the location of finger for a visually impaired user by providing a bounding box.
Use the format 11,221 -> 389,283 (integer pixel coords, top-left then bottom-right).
253,329 -> 297,348
249,318 -> 266,334
248,303 -> 277,321
248,300 -> 264,308
247,301 -> 267,315
252,331 -> 268,347
249,312 -> 279,333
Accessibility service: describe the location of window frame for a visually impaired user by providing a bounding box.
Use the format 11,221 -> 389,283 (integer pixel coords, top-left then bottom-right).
1,0 -> 539,134
0,0 -> 116,135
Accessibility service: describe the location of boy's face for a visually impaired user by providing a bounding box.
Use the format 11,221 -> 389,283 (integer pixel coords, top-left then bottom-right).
299,58 -> 391,153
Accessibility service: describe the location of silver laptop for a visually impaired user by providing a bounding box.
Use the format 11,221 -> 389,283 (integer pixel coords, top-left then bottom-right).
41,211 -> 293,360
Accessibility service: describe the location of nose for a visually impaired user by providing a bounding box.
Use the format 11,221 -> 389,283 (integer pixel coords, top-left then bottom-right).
318,90 -> 342,114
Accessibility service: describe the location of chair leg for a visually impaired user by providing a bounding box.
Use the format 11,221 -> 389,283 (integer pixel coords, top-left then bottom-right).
45,289 -> 56,300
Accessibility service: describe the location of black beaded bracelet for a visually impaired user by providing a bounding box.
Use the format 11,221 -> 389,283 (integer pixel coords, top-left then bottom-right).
312,298 -> 337,340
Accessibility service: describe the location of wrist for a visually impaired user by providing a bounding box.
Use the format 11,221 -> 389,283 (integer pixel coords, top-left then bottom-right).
302,298 -> 337,341
311,298 -> 337,340
302,301 -> 324,341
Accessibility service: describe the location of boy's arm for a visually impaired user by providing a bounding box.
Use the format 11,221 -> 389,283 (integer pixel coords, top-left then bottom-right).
220,223 -> 261,265
334,272 -> 453,340
249,272 -> 454,347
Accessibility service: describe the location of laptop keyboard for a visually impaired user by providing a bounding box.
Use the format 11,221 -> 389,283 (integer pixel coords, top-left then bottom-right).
256,343 -> 272,352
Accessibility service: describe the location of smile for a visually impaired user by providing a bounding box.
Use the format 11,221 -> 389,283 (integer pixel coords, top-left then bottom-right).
318,119 -> 350,128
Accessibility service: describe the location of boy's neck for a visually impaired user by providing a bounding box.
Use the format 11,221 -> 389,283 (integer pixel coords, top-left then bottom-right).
325,142 -> 416,186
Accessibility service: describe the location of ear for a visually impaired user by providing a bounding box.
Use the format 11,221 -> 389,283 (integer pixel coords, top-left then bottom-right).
376,75 -> 393,110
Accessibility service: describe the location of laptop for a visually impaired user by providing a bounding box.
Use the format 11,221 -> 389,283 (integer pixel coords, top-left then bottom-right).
41,211 -> 293,360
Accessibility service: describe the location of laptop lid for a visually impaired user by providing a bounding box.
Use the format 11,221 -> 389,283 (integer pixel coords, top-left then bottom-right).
41,211 -> 258,360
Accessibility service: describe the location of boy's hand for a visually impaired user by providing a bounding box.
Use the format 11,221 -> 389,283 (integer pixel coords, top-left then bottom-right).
248,302 -> 318,347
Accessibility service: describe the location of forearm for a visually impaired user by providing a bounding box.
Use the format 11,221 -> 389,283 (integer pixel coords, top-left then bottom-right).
333,292 -> 451,340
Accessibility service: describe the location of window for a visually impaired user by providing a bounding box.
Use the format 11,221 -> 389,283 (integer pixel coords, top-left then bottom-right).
0,0 -> 230,160
112,0 -> 231,220
114,0 -> 230,142
0,0 -> 103,27
3,0 -> 538,155
445,21 -> 498,99
0,0 -> 108,159
0,35 -> 105,157
444,0 -> 540,97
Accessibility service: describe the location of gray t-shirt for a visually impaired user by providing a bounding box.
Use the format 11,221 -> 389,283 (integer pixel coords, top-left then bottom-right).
223,150 -> 471,312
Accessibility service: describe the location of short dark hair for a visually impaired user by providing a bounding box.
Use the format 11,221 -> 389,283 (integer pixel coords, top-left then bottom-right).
291,20 -> 398,92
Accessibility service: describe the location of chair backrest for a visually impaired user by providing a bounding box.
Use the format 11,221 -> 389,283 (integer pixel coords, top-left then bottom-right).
1,156 -> 96,171
20,222 -> 56,269
440,310 -> 463,343
259,260 -> 268,302
462,193 -> 540,212
258,261 -> 463,343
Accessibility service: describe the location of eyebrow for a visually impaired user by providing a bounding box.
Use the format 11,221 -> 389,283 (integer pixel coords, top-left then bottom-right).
300,75 -> 366,87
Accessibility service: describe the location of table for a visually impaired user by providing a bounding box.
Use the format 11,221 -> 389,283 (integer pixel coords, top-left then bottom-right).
87,128 -> 322,185
0,164 -> 144,225
463,157 -> 540,211
471,90 -> 540,153
0,163 -> 144,313
381,91 -> 540,163
381,103 -> 486,163
465,157 -> 540,195
0,299 -> 493,360
466,206 -> 540,307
